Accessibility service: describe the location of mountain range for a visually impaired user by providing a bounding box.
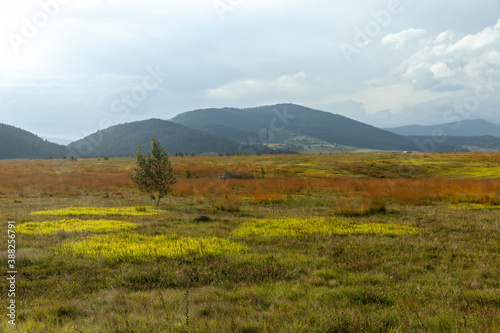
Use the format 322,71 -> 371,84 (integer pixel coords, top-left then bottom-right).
1,104 -> 499,159
384,119 -> 500,137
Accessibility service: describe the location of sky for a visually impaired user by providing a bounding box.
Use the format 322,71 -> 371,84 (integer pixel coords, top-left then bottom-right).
0,0 -> 499,142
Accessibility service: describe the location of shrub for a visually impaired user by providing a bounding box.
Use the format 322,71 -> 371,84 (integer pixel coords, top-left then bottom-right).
131,137 -> 176,206
194,215 -> 211,223
334,201 -> 387,217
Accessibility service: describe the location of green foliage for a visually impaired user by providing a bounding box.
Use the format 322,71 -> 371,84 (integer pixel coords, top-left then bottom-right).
131,137 -> 177,206
171,104 -> 423,151
68,119 -> 242,157
0,123 -> 66,159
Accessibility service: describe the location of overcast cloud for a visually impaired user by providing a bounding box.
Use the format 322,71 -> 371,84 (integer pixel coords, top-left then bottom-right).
0,0 -> 499,141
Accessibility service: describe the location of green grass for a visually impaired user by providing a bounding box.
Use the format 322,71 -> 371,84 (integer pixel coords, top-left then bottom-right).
2,193 -> 497,332
0,153 -> 499,332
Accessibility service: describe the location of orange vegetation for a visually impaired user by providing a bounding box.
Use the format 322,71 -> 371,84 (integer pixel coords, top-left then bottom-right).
173,178 -> 500,205
0,157 -> 499,206
0,159 -> 133,196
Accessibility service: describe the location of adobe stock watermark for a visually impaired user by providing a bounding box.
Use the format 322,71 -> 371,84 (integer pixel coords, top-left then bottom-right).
415,73 -> 500,153
7,0 -> 71,54
339,0 -> 412,63
238,105 -> 296,155
64,65 -> 168,160
7,221 -> 17,326
213,0 -> 244,20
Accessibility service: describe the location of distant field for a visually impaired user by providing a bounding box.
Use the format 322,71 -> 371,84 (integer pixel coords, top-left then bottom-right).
0,153 -> 499,332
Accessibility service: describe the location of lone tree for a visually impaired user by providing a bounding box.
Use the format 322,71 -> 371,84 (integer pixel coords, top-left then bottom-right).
131,137 -> 176,206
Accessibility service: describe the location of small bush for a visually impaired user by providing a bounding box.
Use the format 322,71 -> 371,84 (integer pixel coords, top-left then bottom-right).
334,201 -> 387,217
215,204 -> 240,213
194,215 -> 212,223
55,304 -> 79,319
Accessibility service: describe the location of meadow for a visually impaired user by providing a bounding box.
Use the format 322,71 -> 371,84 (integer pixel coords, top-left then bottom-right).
0,152 -> 499,332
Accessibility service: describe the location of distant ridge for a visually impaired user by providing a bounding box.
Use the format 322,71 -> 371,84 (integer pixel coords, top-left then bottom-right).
67,118 -> 282,158
0,123 -> 66,159
171,103 -> 423,151
384,119 -> 500,138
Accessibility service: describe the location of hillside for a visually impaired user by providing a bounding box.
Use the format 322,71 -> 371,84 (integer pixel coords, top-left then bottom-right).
6,105 -> 498,160
0,123 -> 66,159
172,104 -> 438,152
385,119 -> 500,138
67,119 -> 277,158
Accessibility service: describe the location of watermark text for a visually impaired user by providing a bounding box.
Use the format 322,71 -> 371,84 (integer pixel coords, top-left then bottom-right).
7,221 -> 16,326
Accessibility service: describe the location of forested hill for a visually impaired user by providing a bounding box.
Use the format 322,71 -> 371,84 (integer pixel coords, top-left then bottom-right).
171,104 -> 424,151
0,123 -> 66,159
67,119 -> 256,157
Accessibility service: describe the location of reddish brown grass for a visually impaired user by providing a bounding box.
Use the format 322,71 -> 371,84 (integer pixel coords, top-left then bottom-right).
0,160 -> 133,196
173,178 -> 500,205
1,157 -> 499,205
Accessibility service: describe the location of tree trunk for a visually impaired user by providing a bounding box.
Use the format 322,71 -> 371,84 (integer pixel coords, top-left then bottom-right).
155,194 -> 162,207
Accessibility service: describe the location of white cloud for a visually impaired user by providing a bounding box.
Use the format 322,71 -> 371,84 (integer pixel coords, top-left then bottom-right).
429,62 -> 454,79
435,30 -> 462,45
394,19 -> 500,92
446,19 -> 500,53
382,28 -> 426,49
206,71 -> 307,100
345,18 -> 500,127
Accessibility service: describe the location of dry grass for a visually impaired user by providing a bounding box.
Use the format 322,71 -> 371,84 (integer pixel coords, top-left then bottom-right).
0,159 -> 133,196
173,177 -> 500,206
0,153 -> 499,332
1,156 -> 499,207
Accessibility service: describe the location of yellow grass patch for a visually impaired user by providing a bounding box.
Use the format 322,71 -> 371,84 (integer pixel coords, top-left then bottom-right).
449,203 -> 500,210
31,206 -> 160,217
17,219 -> 137,235
233,217 -> 418,238
58,233 -> 249,262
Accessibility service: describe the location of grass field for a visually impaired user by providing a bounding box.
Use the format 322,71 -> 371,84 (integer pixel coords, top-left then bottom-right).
0,153 -> 499,332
